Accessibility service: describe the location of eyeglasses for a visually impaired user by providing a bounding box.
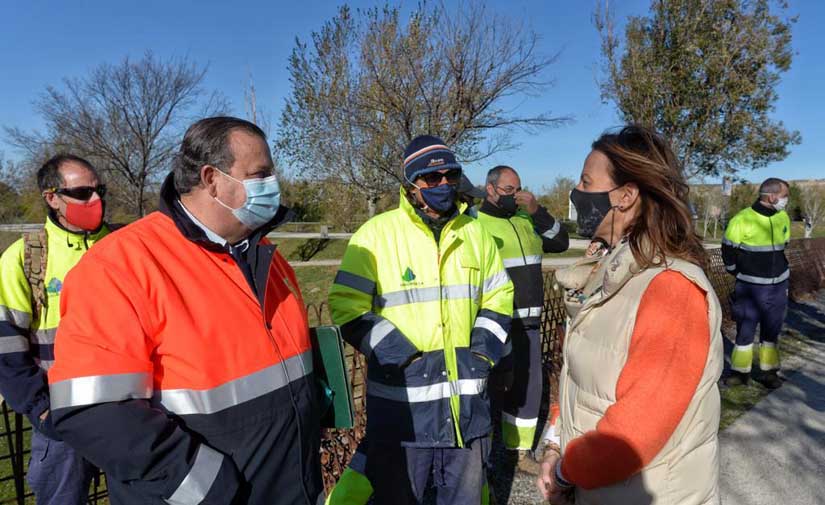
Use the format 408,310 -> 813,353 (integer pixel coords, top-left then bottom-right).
419,169 -> 462,188
495,185 -> 522,196
50,185 -> 107,201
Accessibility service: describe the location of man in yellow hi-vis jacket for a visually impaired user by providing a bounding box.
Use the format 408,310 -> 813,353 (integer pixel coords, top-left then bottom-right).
0,154 -> 112,505
722,177 -> 791,389
328,135 -> 514,505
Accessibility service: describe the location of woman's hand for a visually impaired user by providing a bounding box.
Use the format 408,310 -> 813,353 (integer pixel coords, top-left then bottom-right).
536,449 -> 574,504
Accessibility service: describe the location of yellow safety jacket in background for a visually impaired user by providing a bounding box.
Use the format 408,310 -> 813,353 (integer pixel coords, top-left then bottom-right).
0,216 -> 111,424
722,203 -> 790,285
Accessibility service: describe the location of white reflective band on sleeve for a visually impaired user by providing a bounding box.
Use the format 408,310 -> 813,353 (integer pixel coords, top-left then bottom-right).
482,271 -> 510,293
0,306 -> 32,329
542,221 -> 561,239
514,307 -> 542,319
721,238 -> 739,248
156,351 -> 313,415
725,265 -> 737,272
502,412 -> 539,427
503,255 -> 543,268
367,378 -> 486,403
35,358 -> 54,371
0,335 -> 29,354
50,372 -> 153,410
165,444 -> 224,505
361,319 -> 396,356
33,328 -> 56,345
474,317 -> 508,343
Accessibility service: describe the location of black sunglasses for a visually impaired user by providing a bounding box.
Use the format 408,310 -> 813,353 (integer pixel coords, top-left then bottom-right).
52,184 -> 107,201
419,169 -> 462,187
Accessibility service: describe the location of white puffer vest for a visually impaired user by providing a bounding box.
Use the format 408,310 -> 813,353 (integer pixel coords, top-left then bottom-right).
555,241 -> 723,505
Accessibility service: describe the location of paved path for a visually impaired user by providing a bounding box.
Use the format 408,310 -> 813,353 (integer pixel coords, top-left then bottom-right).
719,293 -> 825,505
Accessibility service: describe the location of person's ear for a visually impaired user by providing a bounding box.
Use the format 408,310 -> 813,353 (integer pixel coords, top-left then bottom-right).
615,183 -> 639,211
43,191 -> 61,211
486,183 -> 497,201
201,165 -> 219,197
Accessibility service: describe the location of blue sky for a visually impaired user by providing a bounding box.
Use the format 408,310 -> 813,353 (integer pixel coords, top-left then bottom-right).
1,0 -> 821,191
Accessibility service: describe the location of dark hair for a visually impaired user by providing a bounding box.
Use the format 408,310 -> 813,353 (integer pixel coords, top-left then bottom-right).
592,124 -> 706,268
759,177 -> 789,195
486,165 -> 517,186
173,116 -> 267,194
37,154 -> 98,192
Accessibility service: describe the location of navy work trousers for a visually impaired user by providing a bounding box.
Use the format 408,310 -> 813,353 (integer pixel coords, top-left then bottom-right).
731,279 -> 788,348
365,437 -> 490,505
27,429 -> 96,505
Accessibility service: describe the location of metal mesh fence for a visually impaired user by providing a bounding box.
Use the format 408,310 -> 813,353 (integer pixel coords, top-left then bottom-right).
2,238 -> 824,501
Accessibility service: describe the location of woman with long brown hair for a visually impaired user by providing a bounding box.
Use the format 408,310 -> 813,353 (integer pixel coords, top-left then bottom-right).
537,125 -> 723,505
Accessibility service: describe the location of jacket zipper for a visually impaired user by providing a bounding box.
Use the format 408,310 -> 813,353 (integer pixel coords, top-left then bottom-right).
258,255 -> 314,505
508,218 -> 528,263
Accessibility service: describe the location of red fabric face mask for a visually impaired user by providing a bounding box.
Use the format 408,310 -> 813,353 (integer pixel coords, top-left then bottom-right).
64,198 -> 103,231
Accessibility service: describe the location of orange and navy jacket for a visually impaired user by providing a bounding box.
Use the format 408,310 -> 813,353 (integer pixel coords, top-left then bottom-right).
48,175 -> 322,505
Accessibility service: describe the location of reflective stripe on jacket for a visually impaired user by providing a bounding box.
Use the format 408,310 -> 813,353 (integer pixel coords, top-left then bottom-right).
47,176 -> 322,505
329,189 -> 514,447
0,217 -> 110,425
722,204 -> 790,285
476,205 -> 565,326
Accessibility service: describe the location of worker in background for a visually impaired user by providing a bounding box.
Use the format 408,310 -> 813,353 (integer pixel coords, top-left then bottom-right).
476,165 -> 569,472
722,177 -> 791,389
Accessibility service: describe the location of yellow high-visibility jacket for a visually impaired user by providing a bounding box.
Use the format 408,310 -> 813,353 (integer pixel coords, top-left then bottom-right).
0,217 -> 111,425
329,190 -> 513,447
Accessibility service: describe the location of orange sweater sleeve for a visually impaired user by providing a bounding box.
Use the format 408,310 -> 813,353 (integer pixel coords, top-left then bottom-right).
560,270 -> 710,489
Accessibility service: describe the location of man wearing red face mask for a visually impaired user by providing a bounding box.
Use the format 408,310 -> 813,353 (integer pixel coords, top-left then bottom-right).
0,154 -> 114,505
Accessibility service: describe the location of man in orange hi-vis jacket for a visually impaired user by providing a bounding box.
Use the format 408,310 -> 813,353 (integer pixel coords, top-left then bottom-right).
47,117 -> 322,505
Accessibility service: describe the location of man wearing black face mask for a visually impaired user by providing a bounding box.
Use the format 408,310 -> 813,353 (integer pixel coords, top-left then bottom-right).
477,165 -> 569,472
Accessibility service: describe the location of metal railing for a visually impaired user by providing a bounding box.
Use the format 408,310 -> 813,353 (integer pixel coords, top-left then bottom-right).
2,238 -> 823,502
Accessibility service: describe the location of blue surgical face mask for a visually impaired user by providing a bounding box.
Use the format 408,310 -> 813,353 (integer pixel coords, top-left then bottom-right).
418,184 -> 457,214
214,170 -> 281,229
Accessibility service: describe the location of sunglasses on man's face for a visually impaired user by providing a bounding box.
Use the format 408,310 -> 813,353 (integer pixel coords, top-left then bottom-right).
51,184 -> 107,201
419,169 -> 462,188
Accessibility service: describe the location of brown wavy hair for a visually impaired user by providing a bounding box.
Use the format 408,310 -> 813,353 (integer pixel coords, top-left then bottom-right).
593,125 -> 706,268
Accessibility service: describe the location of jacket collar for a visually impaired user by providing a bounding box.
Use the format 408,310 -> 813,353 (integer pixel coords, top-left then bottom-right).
158,172 -> 293,251
398,186 -> 466,232
479,199 -> 515,219
44,212 -> 108,247
752,200 -> 778,217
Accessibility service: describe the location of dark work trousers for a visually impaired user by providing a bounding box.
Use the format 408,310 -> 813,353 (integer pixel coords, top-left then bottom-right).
493,322 -> 542,450
27,429 -> 96,505
731,279 -> 788,371
365,437 -> 490,505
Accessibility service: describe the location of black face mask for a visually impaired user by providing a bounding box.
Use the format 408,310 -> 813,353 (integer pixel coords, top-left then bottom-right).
570,187 -> 618,239
497,194 -> 518,214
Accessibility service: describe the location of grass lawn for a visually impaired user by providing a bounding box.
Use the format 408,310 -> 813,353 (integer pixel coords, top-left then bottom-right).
0,232 -> 20,255
0,412 -> 34,503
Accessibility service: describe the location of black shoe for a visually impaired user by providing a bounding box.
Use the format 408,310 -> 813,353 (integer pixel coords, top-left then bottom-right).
725,371 -> 751,386
757,370 -> 783,389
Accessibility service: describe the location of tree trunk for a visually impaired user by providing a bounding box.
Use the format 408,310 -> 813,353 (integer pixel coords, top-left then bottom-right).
367,194 -> 378,218
137,179 -> 146,218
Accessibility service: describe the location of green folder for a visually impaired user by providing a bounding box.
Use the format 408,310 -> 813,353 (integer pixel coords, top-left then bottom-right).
310,325 -> 355,429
